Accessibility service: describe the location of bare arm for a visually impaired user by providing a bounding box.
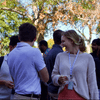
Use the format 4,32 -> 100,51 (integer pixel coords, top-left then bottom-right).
38,67 -> 49,83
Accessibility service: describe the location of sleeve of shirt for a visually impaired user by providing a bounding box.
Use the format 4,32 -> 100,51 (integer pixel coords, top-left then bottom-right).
87,54 -> 99,99
33,48 -> 46,72
51,54 -> 61,86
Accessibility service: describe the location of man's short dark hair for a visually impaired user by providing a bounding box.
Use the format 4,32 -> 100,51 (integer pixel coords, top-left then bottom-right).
92,39 -> 98,44
9,35 -> 20,46
92,38 -> 100,46
53,30 -> 63,44
39,40 -> 48,47
96,38 -> 100,46
19,23 -> 37,42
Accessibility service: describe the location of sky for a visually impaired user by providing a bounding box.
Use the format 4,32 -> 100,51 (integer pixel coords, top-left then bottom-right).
44,22 -> 97,46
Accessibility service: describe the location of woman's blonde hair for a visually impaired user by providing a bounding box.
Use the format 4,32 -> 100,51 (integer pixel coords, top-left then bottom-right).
62,30 -> 86,52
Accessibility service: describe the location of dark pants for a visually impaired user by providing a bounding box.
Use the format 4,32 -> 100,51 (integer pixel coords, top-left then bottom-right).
40,81 -> 48,100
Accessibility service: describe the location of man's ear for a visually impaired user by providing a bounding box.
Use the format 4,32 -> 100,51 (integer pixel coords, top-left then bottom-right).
9,45 -> 13,52
18,36 -> 20,41
34,37 -> 36,41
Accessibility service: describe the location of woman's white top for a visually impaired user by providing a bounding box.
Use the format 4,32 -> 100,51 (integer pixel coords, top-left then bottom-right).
52,51 -> 99,99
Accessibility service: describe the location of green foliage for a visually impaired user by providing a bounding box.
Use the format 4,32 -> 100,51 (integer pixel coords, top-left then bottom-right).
78,0 -> 95,10
0,0 -> 32,56
97,26 -> 100,33
0,37 -> 10,56
6,0 -> 18,8
73,15 -> 79,22
90,46 -> 92,53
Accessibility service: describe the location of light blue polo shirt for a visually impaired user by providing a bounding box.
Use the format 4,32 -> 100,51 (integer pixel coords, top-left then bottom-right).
7,42 -> 46,95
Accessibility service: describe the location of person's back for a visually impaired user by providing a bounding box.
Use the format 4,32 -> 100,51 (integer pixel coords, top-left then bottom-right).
7,23 -> 49,100
46,44 -> 63,84
8,44 -> 43,94
45,30 -> 63,99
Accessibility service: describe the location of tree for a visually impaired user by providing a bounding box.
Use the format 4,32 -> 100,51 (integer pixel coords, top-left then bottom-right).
61,0 -> 100,53
0,0 -> 100,54
0,0 -> 32,56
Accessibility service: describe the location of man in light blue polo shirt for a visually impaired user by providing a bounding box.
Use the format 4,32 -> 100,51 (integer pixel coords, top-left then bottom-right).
7,23 -> 49,100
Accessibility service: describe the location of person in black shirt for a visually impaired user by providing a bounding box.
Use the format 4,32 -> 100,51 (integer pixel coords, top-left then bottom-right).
45,30 -> 64,100
90,38 -> 100,99
39,40 -> 50,100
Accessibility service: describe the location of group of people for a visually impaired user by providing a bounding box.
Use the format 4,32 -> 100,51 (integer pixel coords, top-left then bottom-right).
0,22 -> 99,100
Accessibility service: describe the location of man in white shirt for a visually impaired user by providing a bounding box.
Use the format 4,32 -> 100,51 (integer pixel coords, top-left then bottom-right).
7,23 -> 49,100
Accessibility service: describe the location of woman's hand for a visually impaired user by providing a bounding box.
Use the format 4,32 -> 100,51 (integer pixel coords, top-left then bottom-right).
58,75 -> 68,84
4,81 -> 14,89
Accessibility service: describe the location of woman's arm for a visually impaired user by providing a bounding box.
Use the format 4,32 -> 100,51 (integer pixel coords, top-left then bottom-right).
52,54 -> 68,86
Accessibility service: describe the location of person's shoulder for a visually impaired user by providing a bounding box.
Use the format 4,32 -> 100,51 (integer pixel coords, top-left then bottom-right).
49,46 -> 63,54
57,51 -> 67,57
46,48 -> 54,55
90,52 -> 94,56
81,52 -> 90,56
30,47 -> 38,50
31,48 -> 41,53
90,52 -> 93,55
81,52 -> 93,59
54,46 -> 63,52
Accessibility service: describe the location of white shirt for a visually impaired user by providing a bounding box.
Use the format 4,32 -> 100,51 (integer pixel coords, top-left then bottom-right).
0,55 -> 12,99
52,51 -> 99,99
7,42 -> 45,95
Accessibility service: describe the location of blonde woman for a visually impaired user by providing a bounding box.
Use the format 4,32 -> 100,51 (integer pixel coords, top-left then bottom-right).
52,30 -> 99,100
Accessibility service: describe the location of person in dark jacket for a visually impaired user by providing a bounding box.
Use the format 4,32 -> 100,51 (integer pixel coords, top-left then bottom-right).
39,40 -> 50,100
90,38 -> 100,99
91,39 -> 99,58
45,30 -> 63,100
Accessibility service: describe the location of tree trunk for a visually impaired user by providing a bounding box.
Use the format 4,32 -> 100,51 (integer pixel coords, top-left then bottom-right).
86,42 -> 91,53
37,33 -> 44,43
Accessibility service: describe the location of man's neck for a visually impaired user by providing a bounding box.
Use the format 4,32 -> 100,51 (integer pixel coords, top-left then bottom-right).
21,41 -> 34,47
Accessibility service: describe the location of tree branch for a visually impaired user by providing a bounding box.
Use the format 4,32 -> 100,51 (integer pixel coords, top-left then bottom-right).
73,24 -> 88,41
0,7 -> 33,21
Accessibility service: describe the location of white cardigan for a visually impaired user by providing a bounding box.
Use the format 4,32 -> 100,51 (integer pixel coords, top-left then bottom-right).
52,51 -> 99,99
